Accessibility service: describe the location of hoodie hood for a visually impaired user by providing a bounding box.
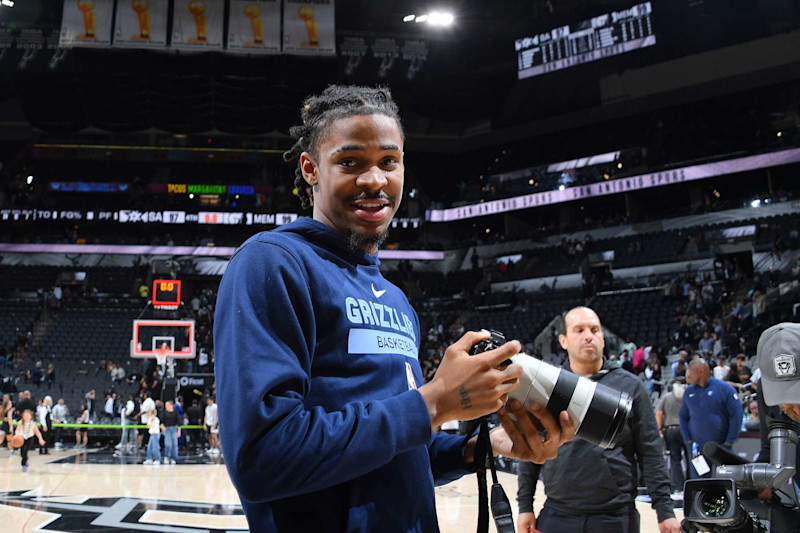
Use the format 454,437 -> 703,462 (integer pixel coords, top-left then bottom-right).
273,217 -> 380,267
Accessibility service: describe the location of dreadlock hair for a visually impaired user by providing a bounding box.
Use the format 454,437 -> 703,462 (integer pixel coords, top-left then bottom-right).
283,85 -> 405,210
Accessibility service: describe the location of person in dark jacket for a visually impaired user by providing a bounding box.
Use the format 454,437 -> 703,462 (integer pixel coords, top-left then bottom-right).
517,306 -> 679,533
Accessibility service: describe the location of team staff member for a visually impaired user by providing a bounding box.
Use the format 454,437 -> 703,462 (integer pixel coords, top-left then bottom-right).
214,85 -> 574,533
679,359 -> 742,478
517,307 -> 679,533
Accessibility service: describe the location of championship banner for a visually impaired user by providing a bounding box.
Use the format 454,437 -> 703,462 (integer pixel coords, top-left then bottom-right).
112,0 -> 169,49
339,33 -> 429,83
171,0 -> 224,51
282,0 -> 336,56
227,0 -> 281,54
59,0 -> 114,48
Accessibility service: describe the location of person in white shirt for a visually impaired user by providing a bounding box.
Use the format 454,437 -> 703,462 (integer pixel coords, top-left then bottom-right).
713,356 -> 731,381
137,392 -> 156,450
104,394 -> 116,417
37,397 -> 52,455
116,395 -> 137,452
51,398 -> 68,449
204,396 -> 219,454
144,409 -> 162,465
16,409 -> 45,472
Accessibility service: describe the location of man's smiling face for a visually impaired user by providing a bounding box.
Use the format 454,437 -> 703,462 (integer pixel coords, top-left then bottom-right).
301,113 -> 404,254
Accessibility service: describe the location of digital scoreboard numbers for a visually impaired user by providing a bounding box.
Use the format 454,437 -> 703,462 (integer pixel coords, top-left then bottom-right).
516,1 -> 655,80
153,279 -> 182,308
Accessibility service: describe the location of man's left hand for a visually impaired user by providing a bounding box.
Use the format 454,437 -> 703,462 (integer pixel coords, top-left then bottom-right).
658,517 -> 681,533
491,399 -> 575,464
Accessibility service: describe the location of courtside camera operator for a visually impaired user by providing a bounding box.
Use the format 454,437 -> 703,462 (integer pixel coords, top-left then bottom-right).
681,323 -> 800,532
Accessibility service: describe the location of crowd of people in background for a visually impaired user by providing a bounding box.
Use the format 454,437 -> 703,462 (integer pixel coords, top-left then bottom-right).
0,385 -> 220,471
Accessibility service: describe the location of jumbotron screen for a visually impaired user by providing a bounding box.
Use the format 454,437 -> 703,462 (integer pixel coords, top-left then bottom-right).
515,2 -> 655,80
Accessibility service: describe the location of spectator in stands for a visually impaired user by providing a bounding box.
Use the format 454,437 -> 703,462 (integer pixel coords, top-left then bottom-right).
110,362 -> 125,382
646,360 -> 662,397
713,356 -> 730,381
52,398 -> 67,449
75,404 -> 89,449
17,389 -> 36,414
146,371 -> 161,401
620,338 -> 637,357
735,354 -> 752,383
751,290 -> 766,325
632,345 -> 647,374
30,361 -> 44,388
671,350 -> 688,379
516,307 -> 679,533
45,363 -> 56,390
657,380 -> 688,496
744,401 -> 759,431
711,332 -> 723,358
84,389 -> 96,422
680,359 -> 742,478
698,331 -> 714,356
620,352 -> 635,374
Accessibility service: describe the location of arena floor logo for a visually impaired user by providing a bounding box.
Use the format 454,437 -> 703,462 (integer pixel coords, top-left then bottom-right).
0,490 -> 246,532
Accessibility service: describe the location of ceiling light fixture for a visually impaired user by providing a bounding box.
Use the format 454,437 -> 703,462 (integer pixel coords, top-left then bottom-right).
427,12 -> 454,26
403,14 -> 415,22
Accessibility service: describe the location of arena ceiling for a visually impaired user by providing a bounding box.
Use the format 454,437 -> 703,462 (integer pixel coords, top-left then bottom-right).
0,0 -> 797,144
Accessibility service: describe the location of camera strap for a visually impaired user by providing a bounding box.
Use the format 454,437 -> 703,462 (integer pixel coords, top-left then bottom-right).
464,416 -> 514,533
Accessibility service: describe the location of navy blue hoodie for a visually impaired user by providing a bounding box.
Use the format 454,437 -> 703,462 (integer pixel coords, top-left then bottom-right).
214,219 -> 471,532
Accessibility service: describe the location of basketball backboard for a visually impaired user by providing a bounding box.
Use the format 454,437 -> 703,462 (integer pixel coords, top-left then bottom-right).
131,319 -> 196,361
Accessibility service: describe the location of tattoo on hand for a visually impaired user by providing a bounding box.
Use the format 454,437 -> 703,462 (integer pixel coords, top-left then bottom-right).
459,386 -> 472,409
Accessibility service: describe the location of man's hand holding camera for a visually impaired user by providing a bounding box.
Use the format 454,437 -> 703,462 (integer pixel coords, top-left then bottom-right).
419,330 -> 575,464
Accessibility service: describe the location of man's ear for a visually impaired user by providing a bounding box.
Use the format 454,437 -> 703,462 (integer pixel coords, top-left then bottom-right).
559,334 -> 568,351
299,152 -> 318,186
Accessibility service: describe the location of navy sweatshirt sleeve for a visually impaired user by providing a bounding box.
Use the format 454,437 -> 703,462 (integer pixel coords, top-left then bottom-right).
214,240 -> 433,504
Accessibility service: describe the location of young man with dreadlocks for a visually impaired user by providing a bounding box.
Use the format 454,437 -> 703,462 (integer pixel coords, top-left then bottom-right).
214,85 -> 574,532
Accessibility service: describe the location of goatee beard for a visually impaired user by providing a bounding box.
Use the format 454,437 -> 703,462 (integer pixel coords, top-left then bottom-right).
348,229 -> 389,254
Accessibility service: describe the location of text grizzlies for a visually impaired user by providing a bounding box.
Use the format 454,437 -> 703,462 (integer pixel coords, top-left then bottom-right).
345,296 -> 416,342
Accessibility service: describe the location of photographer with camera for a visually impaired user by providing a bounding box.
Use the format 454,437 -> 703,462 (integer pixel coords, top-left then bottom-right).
516,307 -> 679,533
680,323 -> 800,532
754,323 -> 800,513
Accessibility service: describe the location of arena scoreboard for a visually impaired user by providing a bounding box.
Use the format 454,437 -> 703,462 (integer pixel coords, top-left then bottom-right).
153,279 -> 182,308
515,1 -> 655,80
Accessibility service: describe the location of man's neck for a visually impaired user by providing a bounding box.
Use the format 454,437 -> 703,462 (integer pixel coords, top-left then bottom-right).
569,356 -> 603,377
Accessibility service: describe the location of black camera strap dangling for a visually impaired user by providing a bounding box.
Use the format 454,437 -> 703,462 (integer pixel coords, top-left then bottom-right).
464,416 -> 515,533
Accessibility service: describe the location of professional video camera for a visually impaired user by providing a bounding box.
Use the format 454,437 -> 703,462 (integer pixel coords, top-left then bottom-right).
681,421 -> 797,532
682,323 -> 800,533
